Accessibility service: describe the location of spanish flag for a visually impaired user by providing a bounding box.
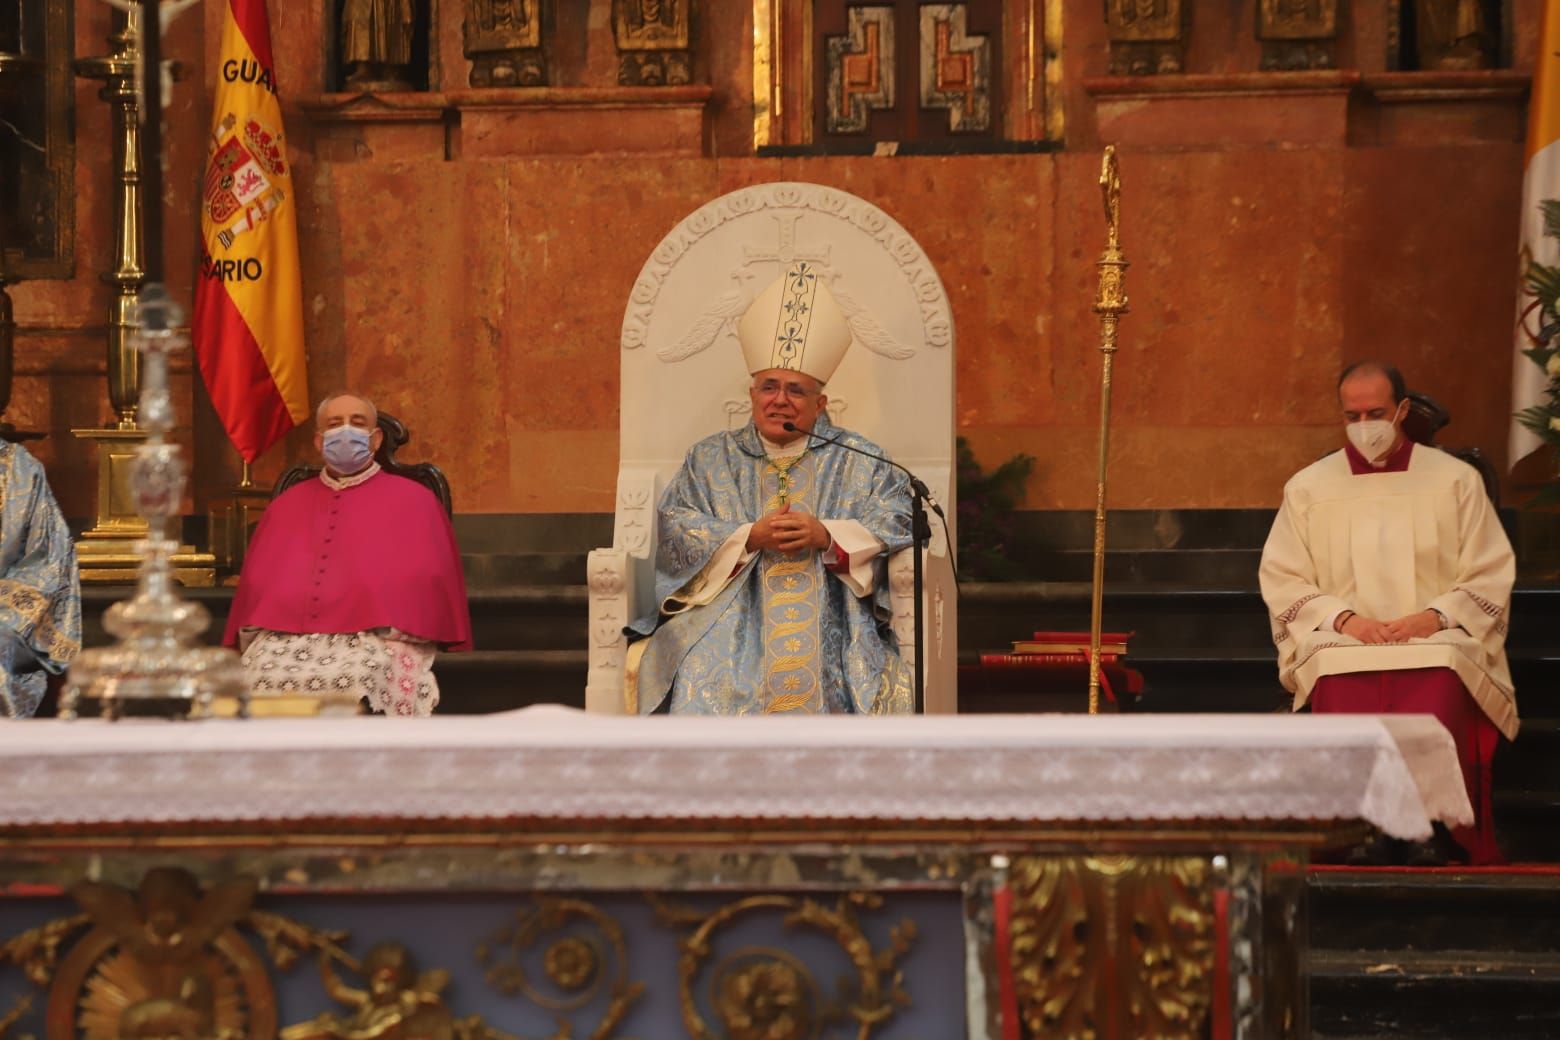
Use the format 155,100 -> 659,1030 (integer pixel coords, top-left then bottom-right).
193,0 -> 309,463
1512,0 -> 1560,467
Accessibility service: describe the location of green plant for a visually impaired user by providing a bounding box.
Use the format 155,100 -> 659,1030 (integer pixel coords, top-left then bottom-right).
1516,199 -> 1560,505
955,437 -> 1035,581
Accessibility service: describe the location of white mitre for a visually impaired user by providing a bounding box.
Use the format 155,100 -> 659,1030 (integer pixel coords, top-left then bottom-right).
736,261 -> 853,384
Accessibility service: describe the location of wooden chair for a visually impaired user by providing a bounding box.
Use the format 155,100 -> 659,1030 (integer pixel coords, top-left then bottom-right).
1404,391 -> 1500,505
273,412 -> 453,517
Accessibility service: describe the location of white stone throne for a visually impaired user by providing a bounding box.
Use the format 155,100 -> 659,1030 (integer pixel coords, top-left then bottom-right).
585,182 -> 957,714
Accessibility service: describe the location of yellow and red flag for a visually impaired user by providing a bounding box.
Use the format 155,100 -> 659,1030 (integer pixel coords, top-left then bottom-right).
1511,0 -> 1560,467
193,0 -> 308,463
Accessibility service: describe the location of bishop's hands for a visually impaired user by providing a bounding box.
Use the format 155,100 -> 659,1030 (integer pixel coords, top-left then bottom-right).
1337,609 -> 1442,644
746,504 -> 831,554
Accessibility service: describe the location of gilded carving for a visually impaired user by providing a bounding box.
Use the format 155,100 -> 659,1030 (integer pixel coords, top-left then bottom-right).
463,0 -> 546,86
1413,0 -> 1494,70
612,0 -> 692,85
475,898 -> 643,1038
655,891 -> 915,1039
0,869 -> 358,1040
0,997 -> 32,1040
1256,0 -> 1338,70
714,952 -> 813,1040
48,871 -> 271,1040
1104,0 -> 1186,75
1006,855 -> 1216,1039
282,942 -> 495,1040
338,0 -> 418,91
540,938 -> 593,991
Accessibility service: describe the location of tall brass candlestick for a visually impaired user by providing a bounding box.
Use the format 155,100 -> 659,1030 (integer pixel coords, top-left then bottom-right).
63,0 -> 241,718
75,12 -> 143,429
1087,147 -> 1129,715
73,1 -> 214,585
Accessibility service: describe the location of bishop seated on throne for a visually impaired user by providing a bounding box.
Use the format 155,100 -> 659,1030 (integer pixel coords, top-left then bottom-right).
626,263 -> 915,716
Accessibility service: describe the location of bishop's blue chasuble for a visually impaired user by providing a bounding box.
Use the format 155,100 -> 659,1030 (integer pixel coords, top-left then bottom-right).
627,413 -> 913,715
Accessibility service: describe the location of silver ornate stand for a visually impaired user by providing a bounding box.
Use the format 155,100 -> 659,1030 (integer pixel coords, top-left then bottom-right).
61,287 -> 249,720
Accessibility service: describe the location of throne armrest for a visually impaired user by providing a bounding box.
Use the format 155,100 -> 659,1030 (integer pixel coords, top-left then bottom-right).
585,467 -> 664,714
585,548 -> 635,714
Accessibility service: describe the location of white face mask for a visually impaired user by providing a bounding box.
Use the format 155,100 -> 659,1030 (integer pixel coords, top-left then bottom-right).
1345,403 -> 1404,463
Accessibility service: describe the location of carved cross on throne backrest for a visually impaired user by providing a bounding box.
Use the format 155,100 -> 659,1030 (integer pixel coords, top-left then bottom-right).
617,182 -> 956,529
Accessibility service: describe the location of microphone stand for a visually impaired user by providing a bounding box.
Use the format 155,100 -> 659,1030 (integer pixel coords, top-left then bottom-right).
784,422 -> 941,714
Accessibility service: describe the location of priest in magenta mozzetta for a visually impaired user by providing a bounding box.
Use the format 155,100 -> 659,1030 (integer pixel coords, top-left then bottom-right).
224,393 -> 471,715
625,262 -> 914,716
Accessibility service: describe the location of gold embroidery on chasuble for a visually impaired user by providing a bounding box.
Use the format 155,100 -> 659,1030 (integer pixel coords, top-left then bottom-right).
760,452 -> 822,713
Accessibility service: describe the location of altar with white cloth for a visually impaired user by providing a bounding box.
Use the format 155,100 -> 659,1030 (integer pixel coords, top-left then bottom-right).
0,710 -> 1469,1040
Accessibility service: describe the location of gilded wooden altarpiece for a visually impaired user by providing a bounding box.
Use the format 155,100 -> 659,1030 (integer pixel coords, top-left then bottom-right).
0,0 -> 74,279
0,826 -> 1319,1039
754,0 -> 1060,150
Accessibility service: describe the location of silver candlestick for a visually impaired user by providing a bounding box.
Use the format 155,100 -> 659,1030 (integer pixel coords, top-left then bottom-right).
60,287 -> 249,720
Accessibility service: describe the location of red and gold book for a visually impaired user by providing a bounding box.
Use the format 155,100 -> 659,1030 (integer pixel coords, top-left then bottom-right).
979,652 -> 1121,668
1011,631 -> 1132,655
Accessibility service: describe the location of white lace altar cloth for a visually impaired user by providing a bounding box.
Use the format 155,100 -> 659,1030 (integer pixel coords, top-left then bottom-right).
0,710 -> 1470,840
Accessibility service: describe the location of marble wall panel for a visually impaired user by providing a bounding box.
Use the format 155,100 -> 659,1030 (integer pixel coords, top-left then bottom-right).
771,156 -> 1057,430
312,119 -> 449,164
1340,144 -> 1525,464
269,0 -> 329,95
457,101 -> 707,158
329,160 -> 513,511
1092,84 -> 1353,150
1513,0 -> 1544,70
1050,148 -> 1348,432
705,0 -> 756,158
964,422 -> 1341,509
500,157 -> 721,435
504,428 -> 620,511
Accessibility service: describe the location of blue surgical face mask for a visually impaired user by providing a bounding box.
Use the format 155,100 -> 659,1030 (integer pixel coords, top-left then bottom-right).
322,425 -> 373,473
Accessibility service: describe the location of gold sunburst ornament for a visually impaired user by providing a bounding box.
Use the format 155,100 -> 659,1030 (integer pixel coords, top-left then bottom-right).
0,868 -> 350,1040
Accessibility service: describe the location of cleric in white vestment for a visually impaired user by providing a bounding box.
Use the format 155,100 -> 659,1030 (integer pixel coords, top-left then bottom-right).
1260,362 -> 1515,863
626,262 -> 914,715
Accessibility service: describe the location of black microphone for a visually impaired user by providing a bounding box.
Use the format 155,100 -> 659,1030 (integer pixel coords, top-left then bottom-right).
782,421 -> 947,523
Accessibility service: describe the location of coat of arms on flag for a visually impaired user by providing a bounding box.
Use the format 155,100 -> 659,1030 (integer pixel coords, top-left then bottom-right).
204,113 -> 289,249
194,0 -> 310,465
